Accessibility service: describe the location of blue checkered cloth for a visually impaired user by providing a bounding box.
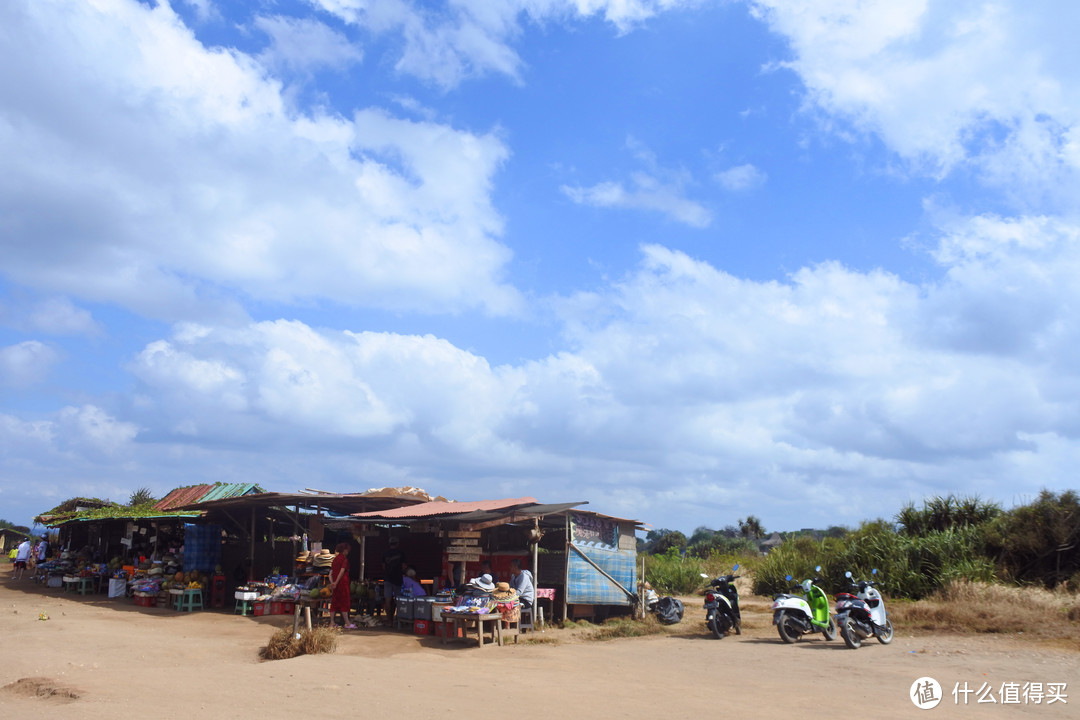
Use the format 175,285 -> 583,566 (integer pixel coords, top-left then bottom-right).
182,524 -> 221,573
567,543 -> 636,605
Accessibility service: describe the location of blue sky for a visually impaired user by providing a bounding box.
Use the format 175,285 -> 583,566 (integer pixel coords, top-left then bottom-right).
2,0 -> 1079,534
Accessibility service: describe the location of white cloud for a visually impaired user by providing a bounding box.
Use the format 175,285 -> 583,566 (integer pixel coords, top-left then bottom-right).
561,139 -> 712,227
715,163 -> 767,191
0,0 -> 520,320
255,15 -> 363,74
750,0 -> 1080,203
0,341 -> 60,387
310,0 -> 704,88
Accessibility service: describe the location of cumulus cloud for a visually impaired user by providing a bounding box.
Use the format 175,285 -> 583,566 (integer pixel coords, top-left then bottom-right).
0,1 -> 519,321
750,0 -> 1080,204
0,341 -> 60,387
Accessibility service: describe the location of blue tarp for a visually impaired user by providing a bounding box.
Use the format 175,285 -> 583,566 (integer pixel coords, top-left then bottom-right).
183,523 -> 221,573
566,543 -> 636,605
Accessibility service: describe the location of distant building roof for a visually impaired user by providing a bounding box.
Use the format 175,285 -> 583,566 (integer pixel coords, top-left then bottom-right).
154,482 -> 264,511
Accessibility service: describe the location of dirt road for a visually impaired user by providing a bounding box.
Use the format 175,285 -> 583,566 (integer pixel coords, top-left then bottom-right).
1,568 -> 1075,718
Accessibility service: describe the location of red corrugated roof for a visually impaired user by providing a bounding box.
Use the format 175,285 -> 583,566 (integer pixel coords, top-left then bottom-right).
154,485 -> 215,511
351,496 -> 538,519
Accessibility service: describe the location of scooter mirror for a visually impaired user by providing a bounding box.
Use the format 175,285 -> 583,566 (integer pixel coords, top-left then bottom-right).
872,568 -> 878,575
845,571 -> 853,578
814,565 -> 822,572
785,574 -> 793,582
732,564 -> 739,571
700,573 -> 710,579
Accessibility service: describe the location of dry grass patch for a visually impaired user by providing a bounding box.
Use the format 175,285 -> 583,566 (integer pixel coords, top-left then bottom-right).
891,580 -> 1080,646
571,614 -> 673,642
260,625 -> 338,660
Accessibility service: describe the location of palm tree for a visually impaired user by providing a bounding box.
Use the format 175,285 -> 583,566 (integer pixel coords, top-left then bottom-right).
128,487 -> 156,507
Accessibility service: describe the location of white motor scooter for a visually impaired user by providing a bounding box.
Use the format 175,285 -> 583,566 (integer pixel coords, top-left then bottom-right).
833,568 -> 893,649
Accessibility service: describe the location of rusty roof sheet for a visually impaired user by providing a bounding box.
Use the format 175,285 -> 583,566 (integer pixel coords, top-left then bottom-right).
153,482 -> 263,511
351,496 -> 539,519
154,485 -> 216,511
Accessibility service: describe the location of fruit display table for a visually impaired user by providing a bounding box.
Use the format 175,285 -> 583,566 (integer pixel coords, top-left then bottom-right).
439,610 -> 504,648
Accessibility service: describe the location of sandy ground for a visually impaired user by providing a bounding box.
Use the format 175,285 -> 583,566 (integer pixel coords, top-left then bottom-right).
1,565 -> 1076,719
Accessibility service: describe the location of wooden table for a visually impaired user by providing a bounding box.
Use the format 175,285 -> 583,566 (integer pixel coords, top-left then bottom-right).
439,610 -> 503,648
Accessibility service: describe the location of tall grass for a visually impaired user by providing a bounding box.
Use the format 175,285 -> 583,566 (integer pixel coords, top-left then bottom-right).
753,522 -> 995,599
643,548 -> 757,595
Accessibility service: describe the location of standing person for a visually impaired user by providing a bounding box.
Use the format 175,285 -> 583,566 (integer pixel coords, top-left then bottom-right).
510,558 -> 535,609
328,542 -> 356,630
382,536 -> 405,622
13,538 -> 31,580
36,537 -> 48,564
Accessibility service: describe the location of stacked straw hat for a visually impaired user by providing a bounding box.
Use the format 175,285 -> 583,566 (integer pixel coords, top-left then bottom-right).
312,549 -> 335,568
295,550 -> 311,564
491,582 -> 518,601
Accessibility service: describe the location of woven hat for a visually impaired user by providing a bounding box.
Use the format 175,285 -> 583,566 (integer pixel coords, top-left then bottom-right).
491,582 -> 518,601
295,551 -> 310,563
467,573 -> 495,592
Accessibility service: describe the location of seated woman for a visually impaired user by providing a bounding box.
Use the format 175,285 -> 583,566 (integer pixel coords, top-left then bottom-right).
401,567 -> 427,596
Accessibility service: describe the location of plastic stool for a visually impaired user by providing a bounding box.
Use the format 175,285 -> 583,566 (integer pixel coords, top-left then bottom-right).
235,598 -> 253,615
519,606 -> 534,633
175,588 -> 204,611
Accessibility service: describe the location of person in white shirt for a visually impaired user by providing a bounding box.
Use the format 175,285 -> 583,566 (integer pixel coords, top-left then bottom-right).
36,538 -> 48,563
13,539 -> 31,580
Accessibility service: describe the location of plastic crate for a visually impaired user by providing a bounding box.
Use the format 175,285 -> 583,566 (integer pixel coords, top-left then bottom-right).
253,601 -> 270,616
395,597 -> 415,620
414,619 -> 431,635
134,594 -> 155,607
412,597 -> 435,620
434,622 -> 463,639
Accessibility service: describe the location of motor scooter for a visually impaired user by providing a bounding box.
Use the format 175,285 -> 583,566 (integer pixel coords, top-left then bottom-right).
699,564 -> 741,639
834,568 -> 894,649
772,565 -> 837,643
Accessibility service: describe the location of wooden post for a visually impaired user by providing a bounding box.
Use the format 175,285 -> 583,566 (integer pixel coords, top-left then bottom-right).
562,513 -> 570,623
249,506 -> 256,581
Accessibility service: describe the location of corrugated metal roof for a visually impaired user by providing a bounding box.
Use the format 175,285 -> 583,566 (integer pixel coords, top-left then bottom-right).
154,485 -> 215,511
351,496 -> 539,519
153,482 -> 263,510
200,482 -> 263,502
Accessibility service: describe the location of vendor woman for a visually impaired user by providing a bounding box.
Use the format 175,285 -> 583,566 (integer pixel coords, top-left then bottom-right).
329,542 -> 357,630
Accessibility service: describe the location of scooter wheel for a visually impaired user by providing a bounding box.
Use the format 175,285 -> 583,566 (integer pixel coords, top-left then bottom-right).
776,612 -> 799,644
876,618 -> 894,645
823,616 -> 837,641
709,617 -> 725,639
840,619 -> 861,649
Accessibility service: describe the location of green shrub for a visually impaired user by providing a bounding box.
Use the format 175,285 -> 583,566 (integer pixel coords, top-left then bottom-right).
642,547 -> 707,595
753,521 -> 994,599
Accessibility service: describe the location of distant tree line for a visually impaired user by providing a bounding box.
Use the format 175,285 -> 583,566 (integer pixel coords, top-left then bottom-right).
639,490 -> 1079,599
752,490 -> 1079,599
